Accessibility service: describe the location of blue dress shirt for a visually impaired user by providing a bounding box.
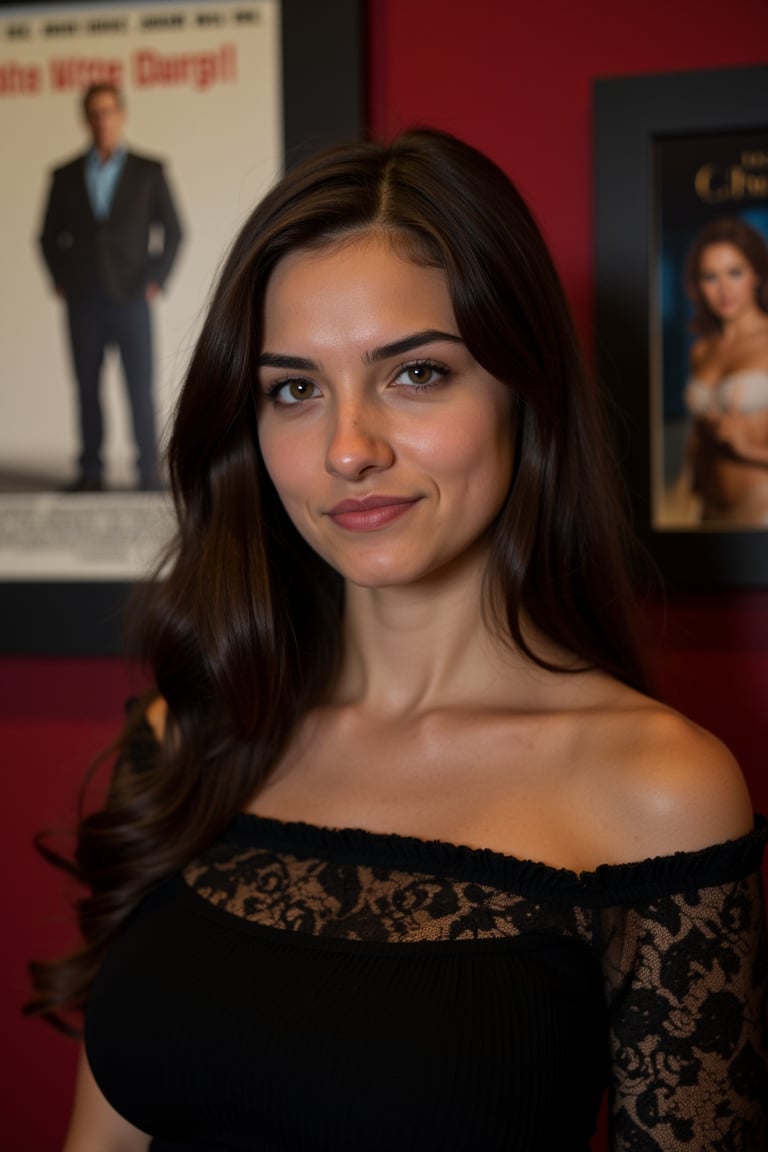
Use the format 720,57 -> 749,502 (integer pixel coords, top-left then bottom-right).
85,146 -> 127,220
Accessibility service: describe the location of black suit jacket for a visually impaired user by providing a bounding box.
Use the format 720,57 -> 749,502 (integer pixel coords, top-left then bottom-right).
40,150 -> 183,302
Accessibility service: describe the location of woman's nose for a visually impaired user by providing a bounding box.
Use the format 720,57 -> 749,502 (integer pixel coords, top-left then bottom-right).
325,400 -> 395,479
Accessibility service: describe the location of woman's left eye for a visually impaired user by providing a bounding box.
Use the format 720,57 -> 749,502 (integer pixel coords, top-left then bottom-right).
393,361 -> 448,390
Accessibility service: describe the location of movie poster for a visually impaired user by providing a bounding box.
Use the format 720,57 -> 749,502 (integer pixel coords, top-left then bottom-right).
651,129 -> 768,530
0,0 -> 281,577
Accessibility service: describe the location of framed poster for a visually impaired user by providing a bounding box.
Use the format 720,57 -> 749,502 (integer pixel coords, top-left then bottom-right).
0,0 -> 365,652
595,65 -> 768,588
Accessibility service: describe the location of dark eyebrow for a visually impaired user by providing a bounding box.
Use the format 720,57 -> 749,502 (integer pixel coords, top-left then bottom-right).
363,330 -> 464,365
256,352 -> 318,371
256,330 -> 464,373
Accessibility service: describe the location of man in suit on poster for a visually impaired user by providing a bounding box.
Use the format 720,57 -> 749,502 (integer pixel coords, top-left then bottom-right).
40,82 -> 183,491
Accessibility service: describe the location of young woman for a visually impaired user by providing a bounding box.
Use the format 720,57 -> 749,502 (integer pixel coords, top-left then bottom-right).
29,129 -> 766,1151
683,217 -> 768,523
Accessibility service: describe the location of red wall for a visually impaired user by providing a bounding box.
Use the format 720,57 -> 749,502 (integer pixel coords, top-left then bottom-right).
1,660 -> 148,1150
3,2 -> 768,1148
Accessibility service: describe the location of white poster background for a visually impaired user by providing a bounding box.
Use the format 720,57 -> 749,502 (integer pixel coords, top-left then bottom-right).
0,0 -> 281,577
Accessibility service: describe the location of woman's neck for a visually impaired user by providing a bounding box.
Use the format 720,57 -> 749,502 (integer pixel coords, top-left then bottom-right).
332,549 -> 561,717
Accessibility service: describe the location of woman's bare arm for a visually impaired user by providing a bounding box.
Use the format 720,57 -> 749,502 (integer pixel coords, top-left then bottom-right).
707,411 -> 768,465
62,1046 -> 150,1151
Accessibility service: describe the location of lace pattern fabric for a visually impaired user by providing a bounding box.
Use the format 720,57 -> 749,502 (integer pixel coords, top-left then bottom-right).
183,842 -> 589,944
183,816 -> 768,1151
599,873 -> 767,1148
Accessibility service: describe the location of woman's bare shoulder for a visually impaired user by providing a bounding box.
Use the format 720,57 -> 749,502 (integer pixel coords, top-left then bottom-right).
588,695 -> 754,860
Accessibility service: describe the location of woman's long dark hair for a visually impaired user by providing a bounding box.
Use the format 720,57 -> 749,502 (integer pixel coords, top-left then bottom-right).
28,127 -> 648,1027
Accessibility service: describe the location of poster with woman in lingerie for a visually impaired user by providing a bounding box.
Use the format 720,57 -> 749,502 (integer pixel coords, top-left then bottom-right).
652,128 -> 768,530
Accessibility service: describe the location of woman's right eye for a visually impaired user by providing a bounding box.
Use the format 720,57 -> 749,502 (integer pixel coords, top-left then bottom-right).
266,379 -> 321,406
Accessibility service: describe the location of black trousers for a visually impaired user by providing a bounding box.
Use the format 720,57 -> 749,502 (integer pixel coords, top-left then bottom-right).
66,294 -> 158,485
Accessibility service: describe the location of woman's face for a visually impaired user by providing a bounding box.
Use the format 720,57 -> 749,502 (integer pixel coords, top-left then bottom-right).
697,242 -> 760,322
256,233 -> 515,589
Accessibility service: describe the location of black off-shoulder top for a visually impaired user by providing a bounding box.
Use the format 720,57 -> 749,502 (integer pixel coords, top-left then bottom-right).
85,809 -> 768,1151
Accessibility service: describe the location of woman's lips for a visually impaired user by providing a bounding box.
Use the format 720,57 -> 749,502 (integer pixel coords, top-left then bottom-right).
326,495 -> 421,532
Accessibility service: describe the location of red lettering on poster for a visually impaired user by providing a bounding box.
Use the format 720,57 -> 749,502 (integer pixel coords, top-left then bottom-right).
0,60 -> 42,95
49,57 -> 124,91
133,43 -> 237,90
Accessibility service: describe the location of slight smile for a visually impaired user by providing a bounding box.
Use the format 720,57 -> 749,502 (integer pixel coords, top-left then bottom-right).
326,495 -> 422,532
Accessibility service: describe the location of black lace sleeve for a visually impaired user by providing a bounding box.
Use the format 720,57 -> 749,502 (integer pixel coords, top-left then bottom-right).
597,832 -> 768,1151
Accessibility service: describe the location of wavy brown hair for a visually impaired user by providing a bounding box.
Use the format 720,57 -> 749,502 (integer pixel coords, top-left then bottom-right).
686,215 -> 768,335
27,127 -> 648,1028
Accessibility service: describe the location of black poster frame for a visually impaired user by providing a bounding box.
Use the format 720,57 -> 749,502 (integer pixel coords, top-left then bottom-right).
594,64 -> 768,589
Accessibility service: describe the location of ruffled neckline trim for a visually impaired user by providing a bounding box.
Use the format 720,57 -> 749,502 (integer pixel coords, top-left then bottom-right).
225,811 -> 767,905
